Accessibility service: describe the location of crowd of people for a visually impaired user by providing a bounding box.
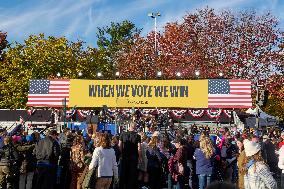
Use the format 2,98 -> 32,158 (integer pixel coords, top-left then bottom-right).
0,121 -> 283,189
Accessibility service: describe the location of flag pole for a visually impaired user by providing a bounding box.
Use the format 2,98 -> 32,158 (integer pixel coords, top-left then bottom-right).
63,98 -> 67,129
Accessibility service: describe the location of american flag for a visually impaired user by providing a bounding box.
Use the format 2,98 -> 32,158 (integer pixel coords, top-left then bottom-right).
208,79 -> 252,108
27,79 -> 70,107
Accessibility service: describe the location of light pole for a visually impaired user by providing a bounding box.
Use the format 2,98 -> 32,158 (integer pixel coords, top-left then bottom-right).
195,70 -> 200,79
148,12 -> 161,55
255,83 -> 263,129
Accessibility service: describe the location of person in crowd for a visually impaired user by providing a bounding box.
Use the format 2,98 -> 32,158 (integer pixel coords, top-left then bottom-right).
119,122 -> 142,189
69,135 -> 86,189
146,136 -> 163,189
17,139 -> 36,189
194,136 -> 215,189
33,130 -> 60,189
89,133 -> 118,189
0,136 -> 19,189
168,124 -> 176,141
278,143 -> 284,189
111,135 -> 121,164
186,134 -> 195,189
278,131 -> 284,149
224,138 -> 238,183
171,137 -> 188,189
158,135 -> 173,189
138,132 -> 148,188
58,128 -> 73,189
243,139 -> 277,189
261,135 -> 279,176
236,137 -> 245,189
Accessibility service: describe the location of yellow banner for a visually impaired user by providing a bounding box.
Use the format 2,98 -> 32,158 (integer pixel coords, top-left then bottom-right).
68,80 -> 208,108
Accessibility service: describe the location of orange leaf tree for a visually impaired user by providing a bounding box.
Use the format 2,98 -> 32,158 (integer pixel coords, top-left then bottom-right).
117,8 -> 283,86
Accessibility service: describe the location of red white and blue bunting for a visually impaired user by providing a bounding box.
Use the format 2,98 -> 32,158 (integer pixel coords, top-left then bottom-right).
60,108 -> 232,119
188,109 -> 205,118
206,109 -> 222,118
223,110 -> 232,117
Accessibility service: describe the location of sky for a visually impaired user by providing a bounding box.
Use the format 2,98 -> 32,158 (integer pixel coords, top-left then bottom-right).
0,0 -> 284,47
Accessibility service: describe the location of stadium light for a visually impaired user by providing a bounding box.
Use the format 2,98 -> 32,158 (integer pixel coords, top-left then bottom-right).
97,72 -> 102,77
157,71 -> 162,77
176,72 -> 181,77
115,71 -> 120,77
148,12 -> 161,55
195,70 -> 200,77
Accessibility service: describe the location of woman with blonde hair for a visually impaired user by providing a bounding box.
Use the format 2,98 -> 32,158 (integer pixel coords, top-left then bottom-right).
194,136 -> 215,189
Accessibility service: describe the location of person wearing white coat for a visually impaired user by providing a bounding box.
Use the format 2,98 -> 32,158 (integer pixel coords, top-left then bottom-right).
278,145 -> 284,189
89,133 -> 118,189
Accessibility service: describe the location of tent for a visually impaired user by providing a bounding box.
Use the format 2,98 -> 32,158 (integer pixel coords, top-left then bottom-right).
245,108 -> 277,127
245,108 -> 276,120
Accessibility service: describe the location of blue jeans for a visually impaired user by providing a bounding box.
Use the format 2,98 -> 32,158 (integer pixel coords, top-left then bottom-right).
198,174 -> 211,189
187,160 -> 193,189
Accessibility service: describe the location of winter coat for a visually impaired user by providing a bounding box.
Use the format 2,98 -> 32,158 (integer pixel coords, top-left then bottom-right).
278,145 -> 284,173
244,161 -> 277,189
34,136 -> 60,164
194,148 -> 214,175
237,150 -> 246,189
17,144 -> 36,173
89,147 -> 118,178
0,144 -> 19,165
146,146 -> 162,169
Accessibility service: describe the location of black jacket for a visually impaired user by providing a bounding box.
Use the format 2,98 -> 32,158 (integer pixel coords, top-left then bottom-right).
0,144 -> 19,165
17,144 -> 36,173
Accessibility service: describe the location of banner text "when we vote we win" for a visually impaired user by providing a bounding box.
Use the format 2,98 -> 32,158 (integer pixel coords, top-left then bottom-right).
89,85 -> 189,98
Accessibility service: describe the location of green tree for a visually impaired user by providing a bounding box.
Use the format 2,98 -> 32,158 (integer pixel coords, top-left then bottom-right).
0,34 -> 102,108
96,20 -> 141,77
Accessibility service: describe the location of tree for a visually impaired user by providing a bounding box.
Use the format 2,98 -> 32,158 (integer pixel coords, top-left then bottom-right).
263,84 -> 284,121
116,8 -> 283,87
0,34 -> 102,108
96,20 -> 141,77
0,31 -> 8,61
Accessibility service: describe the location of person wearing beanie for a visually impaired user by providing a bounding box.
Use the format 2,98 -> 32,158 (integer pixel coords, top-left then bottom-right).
243,140 -> 277,189
278,144 -> 284,189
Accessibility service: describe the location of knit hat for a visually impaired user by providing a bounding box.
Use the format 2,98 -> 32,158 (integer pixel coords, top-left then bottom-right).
244,139 -> 261,157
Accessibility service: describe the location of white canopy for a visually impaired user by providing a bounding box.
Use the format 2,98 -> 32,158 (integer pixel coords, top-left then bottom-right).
245,108 -> 277,127
245,108 -> 276,120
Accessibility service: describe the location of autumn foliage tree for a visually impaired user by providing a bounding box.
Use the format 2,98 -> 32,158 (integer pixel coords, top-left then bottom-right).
117,8 -> 283,87
0,31 -> 8,61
